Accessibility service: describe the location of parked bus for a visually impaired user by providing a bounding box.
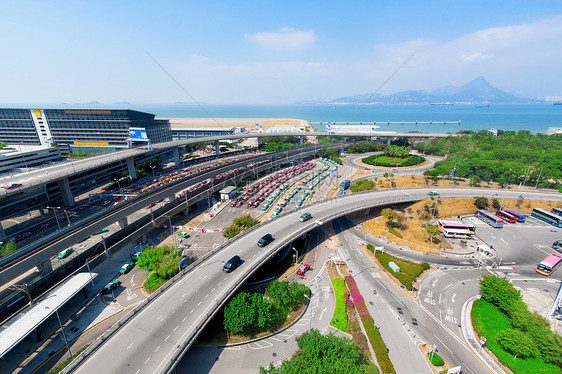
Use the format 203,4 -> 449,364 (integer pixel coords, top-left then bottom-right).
496,210 -> 517,224
476,209 -> 504,228
552,207 -> 562,217
441,228 -> 473,239
437,220 -> 476,234
536,253 -> 562,276
339,180 -> 350,190
504,209 -> 525,223
531,208 -> 562,228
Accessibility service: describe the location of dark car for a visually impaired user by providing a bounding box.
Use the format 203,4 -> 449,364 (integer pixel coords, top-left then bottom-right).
223,255 -> 241,273
257,233 -> 273,247
553,240 -> 562,253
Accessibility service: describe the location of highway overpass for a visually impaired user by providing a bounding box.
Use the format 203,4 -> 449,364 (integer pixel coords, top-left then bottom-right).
0,144 -> 340,287
65,187 -> 562,374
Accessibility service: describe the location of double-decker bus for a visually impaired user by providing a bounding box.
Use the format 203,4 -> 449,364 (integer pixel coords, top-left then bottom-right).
536,253 -> 562,276
552,207 -> 562,217
531,208 -> 562,228
476,209 -> 503,228
504,209 -> 525,223
496,210 -> 517,223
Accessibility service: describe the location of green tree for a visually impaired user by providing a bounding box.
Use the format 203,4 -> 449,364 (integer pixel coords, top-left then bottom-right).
259,329 -> 371,374
474,196 -> 489,210
349,179 -> 375,192
498,329 -> 540,358
0,241 -> 18,257
425,225 -> 440,243
491,198 -> 501,210
224,293 -> 257,334
223,224 -> 241,239
480,275 -> 522,313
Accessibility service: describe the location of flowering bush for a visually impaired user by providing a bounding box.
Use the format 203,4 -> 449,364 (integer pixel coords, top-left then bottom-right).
345,276 -> 370,318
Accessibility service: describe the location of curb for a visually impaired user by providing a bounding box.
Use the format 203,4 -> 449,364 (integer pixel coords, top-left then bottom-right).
219,292 -> 312,348
460,295 -> 503,374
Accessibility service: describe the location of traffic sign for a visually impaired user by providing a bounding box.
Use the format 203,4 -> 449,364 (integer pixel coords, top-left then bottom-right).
480,337 -> 486,344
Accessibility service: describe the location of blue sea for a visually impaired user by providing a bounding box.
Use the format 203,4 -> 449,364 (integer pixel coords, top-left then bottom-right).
131,104 -> 562,134
14,103 -> 562,134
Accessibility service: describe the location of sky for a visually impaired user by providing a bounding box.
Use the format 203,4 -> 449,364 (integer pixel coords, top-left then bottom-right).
2,1 -> 562,104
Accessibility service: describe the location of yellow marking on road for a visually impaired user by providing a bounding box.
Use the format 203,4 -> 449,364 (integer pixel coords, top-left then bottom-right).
458,326 -> 495,374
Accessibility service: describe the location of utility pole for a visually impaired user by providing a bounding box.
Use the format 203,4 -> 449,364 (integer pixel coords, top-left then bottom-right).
534,167 -> 543,189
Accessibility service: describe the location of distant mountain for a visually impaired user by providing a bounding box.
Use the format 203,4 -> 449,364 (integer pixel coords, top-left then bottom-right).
326,77 -> 543,105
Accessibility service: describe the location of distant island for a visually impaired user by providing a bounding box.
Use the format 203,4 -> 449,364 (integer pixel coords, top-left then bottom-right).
302,77 -> 547,105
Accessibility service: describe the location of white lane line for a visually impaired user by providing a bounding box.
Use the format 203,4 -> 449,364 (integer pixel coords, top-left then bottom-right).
135,370 -> 140,374
451,294 -> 456,303
197,301 -> 202,306
145,357 -> 151,364
211,288 -> 215,292
127,342 -> 134,350
202,275 -> 208,280
173,325 -> 179,332
190,309 -> 195,314
204,294 -> 209,299
157,314 -> 163,321
165,335 -> 170,341
155,345 -> 160,352
218,281 -> 222,286
183,316 -> 188,322
182,293 -> 188,298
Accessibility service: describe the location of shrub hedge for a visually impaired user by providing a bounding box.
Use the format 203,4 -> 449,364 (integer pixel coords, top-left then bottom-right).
330,278 -> 349,332
362,154 -> 425,167
428,352 -> 445,366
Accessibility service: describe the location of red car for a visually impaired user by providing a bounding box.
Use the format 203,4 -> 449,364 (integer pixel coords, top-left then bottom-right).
297,264 -> 310,276
3,183 -> 22,189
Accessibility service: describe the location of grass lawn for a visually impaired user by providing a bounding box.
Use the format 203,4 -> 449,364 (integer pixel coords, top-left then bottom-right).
471,299 -> 562,374
374,252 -> 428,290
330,278 -> 349,332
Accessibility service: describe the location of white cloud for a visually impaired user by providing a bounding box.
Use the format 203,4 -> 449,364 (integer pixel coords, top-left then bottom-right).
366,14 -> 562,95
244,28 -> 316,50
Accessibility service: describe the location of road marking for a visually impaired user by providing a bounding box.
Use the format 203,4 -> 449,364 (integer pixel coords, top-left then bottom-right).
155,345 -> 160,352
432,279 -> 438,287
211,288 -> 215,292
145,357 -> 151,364
165,335 -> 170,341
182,293 -> 188,298
173,325 -> 179,332
157,314 -> 163,321
127,342 -> 134,350
218,281 -> 222,286
500,238 -> 508,244
451,294 -> 456,303
204,294 -> 209,299
183,316 -> 188,322
202,275 -> 208,280
197,301 -> 202,306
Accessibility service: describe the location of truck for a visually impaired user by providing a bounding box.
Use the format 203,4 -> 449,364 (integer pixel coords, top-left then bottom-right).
339,179 -> 350,190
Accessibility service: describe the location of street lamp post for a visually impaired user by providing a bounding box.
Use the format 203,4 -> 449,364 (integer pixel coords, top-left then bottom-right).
292,247 -> 298,282
46,206 -> 61,230
55,309 -> 72,358
303,293 -> 312,330
166,215 -> 182,273
149,165 -> 156,180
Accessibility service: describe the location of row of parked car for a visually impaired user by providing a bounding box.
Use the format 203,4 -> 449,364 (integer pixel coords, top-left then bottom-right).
229,162 -> 316,209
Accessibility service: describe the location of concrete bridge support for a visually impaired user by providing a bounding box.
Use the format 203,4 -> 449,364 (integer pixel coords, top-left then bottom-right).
118,217 -> 128,229
361,208 -> 371,216
57,177 -> 75,207
126,157 -> 137,180
299,136 -> 304,145
173,147 -> 181,166
215,140 -> 220,156
0,223 -> 6,240
36,260 -> 53,274
387,137 -> 392,146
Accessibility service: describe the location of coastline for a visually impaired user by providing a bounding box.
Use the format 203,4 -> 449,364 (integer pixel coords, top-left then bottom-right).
162,117 -> 313,130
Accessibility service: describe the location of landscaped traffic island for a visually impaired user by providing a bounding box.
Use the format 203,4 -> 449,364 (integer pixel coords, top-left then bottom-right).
362,145 -> 425,168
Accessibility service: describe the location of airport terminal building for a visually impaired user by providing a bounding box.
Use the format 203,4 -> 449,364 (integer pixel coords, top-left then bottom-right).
0,108 -> 172,154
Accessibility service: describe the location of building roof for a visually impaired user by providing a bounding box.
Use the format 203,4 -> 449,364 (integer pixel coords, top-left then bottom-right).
219,186 -> 237,194
0,272 -> 97,359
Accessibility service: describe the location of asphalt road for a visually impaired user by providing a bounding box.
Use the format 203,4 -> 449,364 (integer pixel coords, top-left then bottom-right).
72,187 -> 562,374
